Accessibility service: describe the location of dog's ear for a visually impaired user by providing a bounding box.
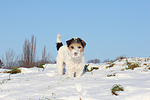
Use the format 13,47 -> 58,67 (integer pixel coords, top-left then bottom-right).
66,38 -> 86,48
66,38 -> 74,47
78,38 -> 86,48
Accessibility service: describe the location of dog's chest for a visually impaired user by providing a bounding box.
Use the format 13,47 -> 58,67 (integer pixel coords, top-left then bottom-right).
58,45 -> 84,64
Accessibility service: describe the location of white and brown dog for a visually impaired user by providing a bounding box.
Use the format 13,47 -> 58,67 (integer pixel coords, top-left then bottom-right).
56,34 -> 86,78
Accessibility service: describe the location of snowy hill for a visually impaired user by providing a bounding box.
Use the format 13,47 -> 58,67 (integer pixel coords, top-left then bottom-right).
0,57 -> 150,100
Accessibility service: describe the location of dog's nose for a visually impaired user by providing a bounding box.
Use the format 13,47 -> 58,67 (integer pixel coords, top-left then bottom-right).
74,52 -> 78,56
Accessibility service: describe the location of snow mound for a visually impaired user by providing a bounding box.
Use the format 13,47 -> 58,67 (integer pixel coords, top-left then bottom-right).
0,57 -> 150,100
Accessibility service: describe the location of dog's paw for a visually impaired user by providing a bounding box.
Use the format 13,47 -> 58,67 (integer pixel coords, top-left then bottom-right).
58,72 -> 63,76
76,75 -> 81,78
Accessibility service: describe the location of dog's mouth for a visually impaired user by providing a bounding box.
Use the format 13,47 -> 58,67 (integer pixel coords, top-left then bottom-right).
71,54 -> 80,59
74,56 -> 80,59
69,52 -> 81,59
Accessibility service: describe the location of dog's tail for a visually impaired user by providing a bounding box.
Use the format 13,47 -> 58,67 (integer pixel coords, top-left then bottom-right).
56,34 -> 63,51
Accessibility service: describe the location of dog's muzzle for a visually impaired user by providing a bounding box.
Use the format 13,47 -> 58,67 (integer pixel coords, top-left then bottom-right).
74,52 -> 78,56
69,49 -> 82,59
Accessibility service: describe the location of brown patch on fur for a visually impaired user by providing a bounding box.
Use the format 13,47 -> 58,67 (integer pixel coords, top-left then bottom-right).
68,43 -> 84,52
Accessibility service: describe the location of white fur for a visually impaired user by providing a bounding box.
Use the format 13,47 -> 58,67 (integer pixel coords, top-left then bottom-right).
57,45 -> 85,78
57,34 -> 61,43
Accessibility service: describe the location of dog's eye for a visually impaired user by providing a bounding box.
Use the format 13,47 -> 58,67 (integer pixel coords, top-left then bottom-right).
78,46 -> 81,49
71,46 -> 74,49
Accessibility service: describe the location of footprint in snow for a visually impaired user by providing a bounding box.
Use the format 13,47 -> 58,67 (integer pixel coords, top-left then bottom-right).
75,83 -> 87,96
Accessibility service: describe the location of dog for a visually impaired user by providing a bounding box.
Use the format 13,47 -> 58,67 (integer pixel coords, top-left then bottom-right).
56,34 -> 86,78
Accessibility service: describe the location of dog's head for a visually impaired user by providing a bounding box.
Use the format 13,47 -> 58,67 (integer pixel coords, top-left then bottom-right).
66,37 -> 86,59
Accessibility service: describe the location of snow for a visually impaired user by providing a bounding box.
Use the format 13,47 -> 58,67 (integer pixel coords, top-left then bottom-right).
0,57 -> 150,100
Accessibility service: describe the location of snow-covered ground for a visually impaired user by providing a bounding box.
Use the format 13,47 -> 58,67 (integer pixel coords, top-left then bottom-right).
0,57 -> 150,100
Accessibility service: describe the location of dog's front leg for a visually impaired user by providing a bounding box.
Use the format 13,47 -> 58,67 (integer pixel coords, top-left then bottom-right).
68,71 -> 74,78
66,65 -> 74,78
76,64 -> 84,78
76,69 -> 83,78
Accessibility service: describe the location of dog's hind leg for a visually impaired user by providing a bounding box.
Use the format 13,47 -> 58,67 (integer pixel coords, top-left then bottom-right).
57,59 -> 64,76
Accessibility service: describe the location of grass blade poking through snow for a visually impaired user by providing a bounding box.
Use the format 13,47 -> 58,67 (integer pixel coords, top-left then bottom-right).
36,64 -> 45,69
106,62 -> 115,69
126,59 -> 140,70
3,67 -> 21,74
84,64 -> 99,72
111,84 -> 124,96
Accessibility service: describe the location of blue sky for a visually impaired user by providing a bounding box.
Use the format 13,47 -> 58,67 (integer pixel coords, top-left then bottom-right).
0,0 -> 150,62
